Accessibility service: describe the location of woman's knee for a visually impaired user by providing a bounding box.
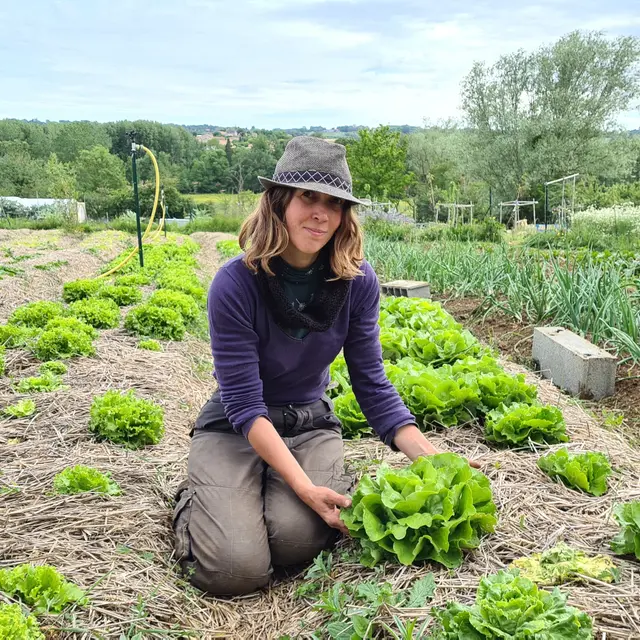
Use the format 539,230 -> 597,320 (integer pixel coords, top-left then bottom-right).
172,480 -> 272,595
183,560 -> 271,597
267,510 -> 339,567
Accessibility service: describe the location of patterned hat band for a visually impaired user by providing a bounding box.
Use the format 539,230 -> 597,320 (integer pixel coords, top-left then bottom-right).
272,170 -> 353,194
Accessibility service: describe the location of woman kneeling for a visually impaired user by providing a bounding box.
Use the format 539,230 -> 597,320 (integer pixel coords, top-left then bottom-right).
173,137 -> 444,596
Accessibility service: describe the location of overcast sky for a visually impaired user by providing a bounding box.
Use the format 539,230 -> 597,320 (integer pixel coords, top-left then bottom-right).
1,0 -> 639,129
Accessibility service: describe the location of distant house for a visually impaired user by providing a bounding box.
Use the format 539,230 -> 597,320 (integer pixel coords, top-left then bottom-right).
196,133 -> 215,143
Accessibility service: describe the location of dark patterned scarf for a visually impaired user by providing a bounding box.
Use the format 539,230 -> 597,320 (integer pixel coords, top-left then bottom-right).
256,252 -> 351,333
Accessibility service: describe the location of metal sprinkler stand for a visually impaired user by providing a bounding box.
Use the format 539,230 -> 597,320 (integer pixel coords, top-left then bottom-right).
127,130 -> 145,268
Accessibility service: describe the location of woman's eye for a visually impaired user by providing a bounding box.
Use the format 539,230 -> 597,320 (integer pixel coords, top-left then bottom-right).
301,191 -> 314,199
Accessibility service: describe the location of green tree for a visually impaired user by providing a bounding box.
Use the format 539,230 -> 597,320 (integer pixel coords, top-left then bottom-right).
346,126 -> 415,202
51,121 -> 112,163
187,146 -> 230,192
74,146 -> 128,195
461,30 -> 640,200
44,153 -> 78,199
0,143 -> 46,197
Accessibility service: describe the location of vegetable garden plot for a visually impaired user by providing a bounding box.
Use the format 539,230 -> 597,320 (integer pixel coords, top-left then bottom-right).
0,230 -> 639,639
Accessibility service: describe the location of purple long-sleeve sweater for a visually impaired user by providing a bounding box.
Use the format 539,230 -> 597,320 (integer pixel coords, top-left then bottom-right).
208,255 -> 415,446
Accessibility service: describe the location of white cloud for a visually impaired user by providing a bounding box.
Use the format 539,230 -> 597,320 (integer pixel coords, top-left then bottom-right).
0,0 -> 638,127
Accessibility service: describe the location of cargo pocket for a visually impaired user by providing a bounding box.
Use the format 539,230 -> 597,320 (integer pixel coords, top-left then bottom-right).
172,479 -> 196,563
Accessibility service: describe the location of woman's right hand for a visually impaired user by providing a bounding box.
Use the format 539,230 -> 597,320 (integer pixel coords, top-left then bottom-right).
297,484 -> 352,535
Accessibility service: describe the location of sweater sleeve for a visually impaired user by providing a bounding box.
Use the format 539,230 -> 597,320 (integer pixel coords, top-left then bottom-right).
208,266 -> 270,437
343,262 -> 416,447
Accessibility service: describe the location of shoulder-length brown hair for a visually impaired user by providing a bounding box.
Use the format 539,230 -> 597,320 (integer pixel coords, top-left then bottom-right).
238,187 -> 364,280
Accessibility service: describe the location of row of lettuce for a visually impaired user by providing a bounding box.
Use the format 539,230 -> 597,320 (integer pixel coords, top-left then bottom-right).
0,238 -> 209,637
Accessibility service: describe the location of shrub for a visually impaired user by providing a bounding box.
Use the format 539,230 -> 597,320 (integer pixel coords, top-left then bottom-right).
45,316 -> 98,339
8,301 -> 65,328
0,564 -> 87,614
38,360 -> 68,376
3,399 -> 37,418
537,448 -> 612,496
148,289 -> 200,324
137,339 -> 162,351
62,278 -> 101,302
124,304 -> 185,340
431,569 -> 593,639
610,501 -> 640,560
0,603 -> 44,640
115,272 -> 151,286
89,389 -> 164,448
69,297 -> 120,329
341,453 -> 497,568
98,284 -> 142,306
484,402 -> 568,446
0,324 -> 40,349
32,324 -> 96,361
53,465 -> 121,496
14,373 -> 67,393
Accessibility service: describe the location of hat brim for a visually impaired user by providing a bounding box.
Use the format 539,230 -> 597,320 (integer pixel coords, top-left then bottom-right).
258,176 -> 364,206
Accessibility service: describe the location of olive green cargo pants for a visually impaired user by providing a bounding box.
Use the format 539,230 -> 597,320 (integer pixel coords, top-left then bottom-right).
173,394 -> 352,596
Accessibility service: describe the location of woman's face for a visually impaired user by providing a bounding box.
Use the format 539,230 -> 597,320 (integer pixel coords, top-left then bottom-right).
281,189 -> 345,268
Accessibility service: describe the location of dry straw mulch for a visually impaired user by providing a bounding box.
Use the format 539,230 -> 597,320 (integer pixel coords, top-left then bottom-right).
1,230 -> 639,639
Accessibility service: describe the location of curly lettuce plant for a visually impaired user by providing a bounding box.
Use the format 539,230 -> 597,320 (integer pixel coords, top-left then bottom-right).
62,278 -> 101,302
14,372 -> 67,393
341,453 -> 497,568
155,267 -> 205,303
610,501 -> 640,560
32,323 -> 96,361
431,569 -> 593,639
485,402 -> 568,446
89,389 -> 164,448
98,284 -> 142,307
53,465 -> 121,496
0,324 -> 40,349
148,289 -> 200,324
0,564 -> 87,614
44,316 -> 97,339
216,239 -> 242,259
0,603 -> 44,640
115,272 -> 151,286
38,360 -> 68,376
124,303 -> 186,341
537,448 -> 612,496
69,297 -> 120,329
8,301 -> 65,329
137,339 -> 162,351
3,399 -> 37,418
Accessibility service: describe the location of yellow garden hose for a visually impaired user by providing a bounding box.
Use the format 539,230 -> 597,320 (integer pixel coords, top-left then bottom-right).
96,144 -> 162,279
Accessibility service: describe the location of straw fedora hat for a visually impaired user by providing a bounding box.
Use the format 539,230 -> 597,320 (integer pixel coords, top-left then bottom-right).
258,136 -> 364,205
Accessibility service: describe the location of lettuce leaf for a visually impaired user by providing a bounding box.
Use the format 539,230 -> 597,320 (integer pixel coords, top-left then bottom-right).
0,564 -> 87,614
431,569 -> 594,639
537,449 -> 612,496
0,603 -> 44,640
340,453 -> 497,568
610,501 -> 640,560
333,392 -> 371,439
511,542 -> 620,585
485,403 -> 568,446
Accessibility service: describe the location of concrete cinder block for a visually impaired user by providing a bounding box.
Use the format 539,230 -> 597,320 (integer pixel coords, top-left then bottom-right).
532,327 -> 617,400
380,280 -> 431,299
